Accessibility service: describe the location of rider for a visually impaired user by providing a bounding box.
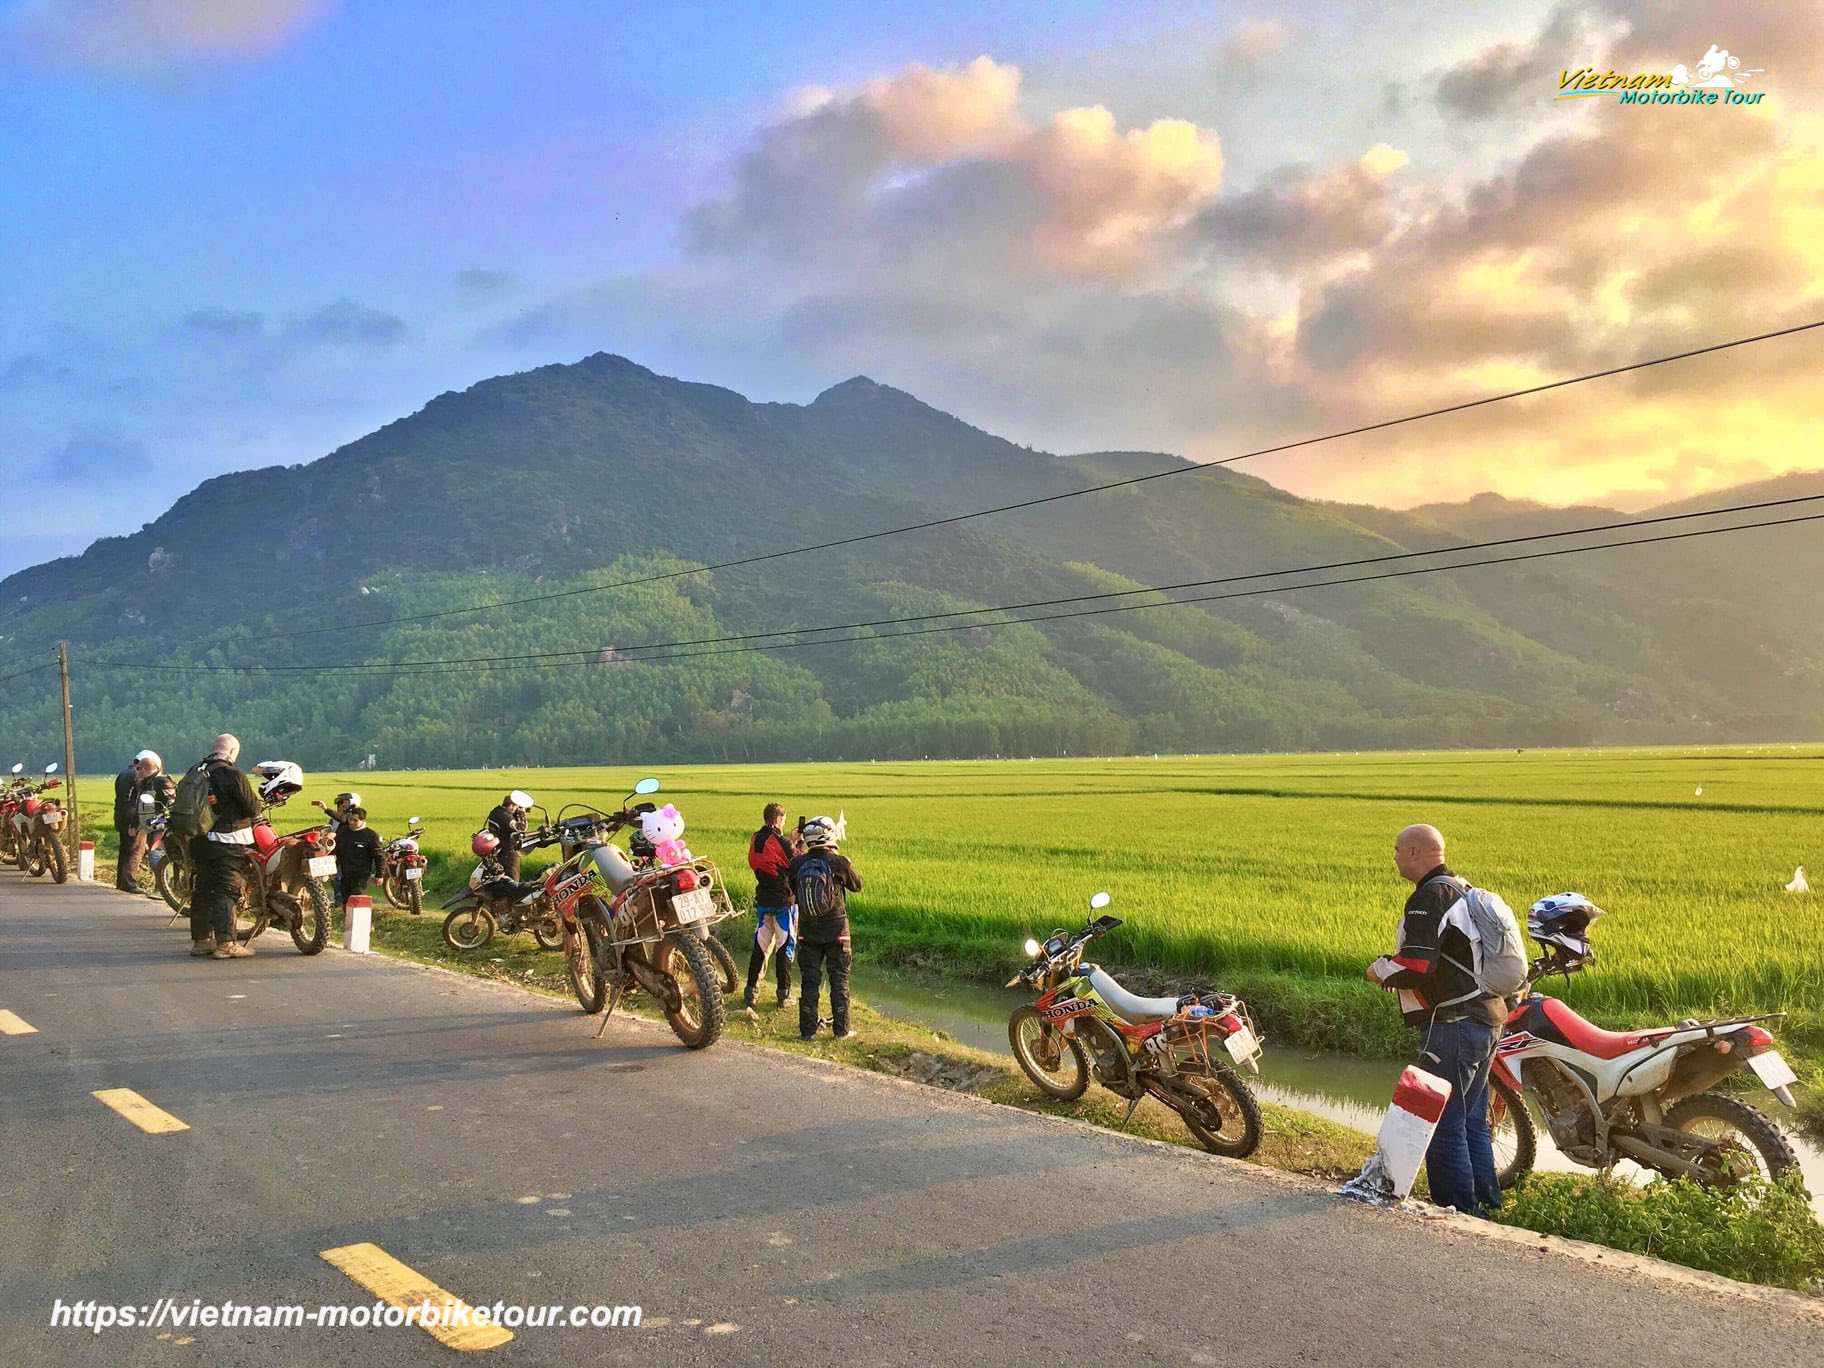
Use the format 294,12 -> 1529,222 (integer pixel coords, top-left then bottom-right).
187,734 -> 262,960
789,815 -> 861,1041
469,830 -> 541,909
310,791 -> 361,834
333,806 -> 383,908
486,789 -> 535,879
114,749 -> 172,891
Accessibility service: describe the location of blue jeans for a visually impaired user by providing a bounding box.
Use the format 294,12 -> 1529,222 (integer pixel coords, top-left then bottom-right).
1418,1017 -> 1500,1214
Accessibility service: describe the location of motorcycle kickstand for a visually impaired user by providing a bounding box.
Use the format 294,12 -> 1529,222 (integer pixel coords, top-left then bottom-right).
1117,1095 -> 1142,1133
593,982 -> 624,1040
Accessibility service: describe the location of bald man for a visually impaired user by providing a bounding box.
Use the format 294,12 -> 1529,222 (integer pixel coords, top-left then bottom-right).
187,733 -> 262,960
1366,823 -> 1503,1214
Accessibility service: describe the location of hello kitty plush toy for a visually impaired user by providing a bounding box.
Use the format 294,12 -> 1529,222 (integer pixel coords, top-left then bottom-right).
640,803 -> 694,867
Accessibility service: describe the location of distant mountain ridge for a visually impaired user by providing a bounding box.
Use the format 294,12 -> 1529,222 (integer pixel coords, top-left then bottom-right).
2,353 -> 1820,769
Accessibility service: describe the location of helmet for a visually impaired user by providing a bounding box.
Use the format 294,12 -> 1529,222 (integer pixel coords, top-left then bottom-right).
252,760 -> 304,805
628,829 -> 656,859
134,749 -> 161,770
1528,892 -> 1603,961
335,791 -> 362,809
472,830 -> 501,858
508,789 -> 534,810
800,813 -> 846,848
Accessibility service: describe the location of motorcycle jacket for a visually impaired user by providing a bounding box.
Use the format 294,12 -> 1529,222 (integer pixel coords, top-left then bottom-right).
1380,865 -> 1504,1029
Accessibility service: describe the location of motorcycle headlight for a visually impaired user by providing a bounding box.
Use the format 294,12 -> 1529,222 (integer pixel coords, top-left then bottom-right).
1023,938 -> 1041,958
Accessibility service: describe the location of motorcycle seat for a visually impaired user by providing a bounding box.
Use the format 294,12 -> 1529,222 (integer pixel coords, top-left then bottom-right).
1541,998 -> 1674,1060
1084,966 -> 1182,1024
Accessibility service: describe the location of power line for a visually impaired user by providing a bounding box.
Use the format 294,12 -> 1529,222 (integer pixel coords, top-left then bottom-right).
96,491 -> 1824,674
92,510 -> 1822,678
246,318 -> 1824,643
0,660 -> 56,685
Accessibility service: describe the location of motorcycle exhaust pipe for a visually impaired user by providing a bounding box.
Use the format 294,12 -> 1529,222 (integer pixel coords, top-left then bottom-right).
1611,1133 -> 1708,1182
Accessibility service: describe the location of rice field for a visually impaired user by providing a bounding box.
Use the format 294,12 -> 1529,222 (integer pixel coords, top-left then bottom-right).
84,746 -> 1824,1056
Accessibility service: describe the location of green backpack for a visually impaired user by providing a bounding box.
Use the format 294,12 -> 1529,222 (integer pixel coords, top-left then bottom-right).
167,761 -> 216,838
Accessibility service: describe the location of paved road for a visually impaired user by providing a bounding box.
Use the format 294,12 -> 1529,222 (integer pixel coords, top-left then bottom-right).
2,874 -> 1820,1366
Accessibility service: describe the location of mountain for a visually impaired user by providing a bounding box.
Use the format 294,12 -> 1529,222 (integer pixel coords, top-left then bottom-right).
1,353 -> 1820,771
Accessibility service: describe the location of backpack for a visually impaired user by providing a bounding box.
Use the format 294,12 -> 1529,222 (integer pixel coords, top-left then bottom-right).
1436,878 -> 1529,1004
166,761 -> 216,839
794,853 -> 843,920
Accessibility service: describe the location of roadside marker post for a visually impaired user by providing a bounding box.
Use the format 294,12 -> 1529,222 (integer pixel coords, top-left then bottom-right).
77,841 -> 94,881
346,895 -> 373,954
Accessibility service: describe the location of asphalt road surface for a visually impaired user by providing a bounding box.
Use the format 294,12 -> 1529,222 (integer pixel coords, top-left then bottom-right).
3,873 -> 1820,1366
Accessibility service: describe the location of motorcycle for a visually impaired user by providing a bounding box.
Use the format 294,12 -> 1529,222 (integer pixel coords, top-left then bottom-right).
1489,900 -> 1801,1190
627,826 -> 741,995
1006,892 -> 1264,1158
541,777 -> 736,1049
439,850 -> 564,951
11,764 -> 69,883
145,806 -> 194,912
0,763 -> 29,867
377,817 -> 429,915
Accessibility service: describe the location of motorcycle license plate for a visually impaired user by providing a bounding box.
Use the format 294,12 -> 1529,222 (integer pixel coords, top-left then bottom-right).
671,888 -> 713,924
1748,1049 -> 1798,1090
307,855 -> 337,879
405,867 -> 423,880
1223,1025 -> 1261,1064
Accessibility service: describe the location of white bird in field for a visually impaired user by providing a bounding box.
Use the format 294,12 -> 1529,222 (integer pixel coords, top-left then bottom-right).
1787,866 -> 1810,894
1694,786 -> 1704,796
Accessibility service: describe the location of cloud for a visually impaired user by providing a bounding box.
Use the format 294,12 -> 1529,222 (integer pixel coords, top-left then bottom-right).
454,269 -> 515,299
33,425 -> 148,482
280,299 -> 406,349
182,307 -> 266,341
6,0 -> 332,73
1220,18 -> 1292,63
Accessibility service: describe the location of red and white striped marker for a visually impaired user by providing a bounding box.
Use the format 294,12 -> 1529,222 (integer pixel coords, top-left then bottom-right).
345,894 -> 373,954
1373,1066 -> 1452,1199
78,840 -> 95,882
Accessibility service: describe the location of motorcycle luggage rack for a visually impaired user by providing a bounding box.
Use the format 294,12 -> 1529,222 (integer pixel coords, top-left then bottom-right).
598,858 -> 737,949
1154,1000 -> 1260,1077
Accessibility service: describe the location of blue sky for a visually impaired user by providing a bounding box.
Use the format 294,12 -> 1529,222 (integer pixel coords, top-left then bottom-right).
3,0 -> 1818,578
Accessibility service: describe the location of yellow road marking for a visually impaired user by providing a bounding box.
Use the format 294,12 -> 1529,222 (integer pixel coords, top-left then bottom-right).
0,1010 -> 38,1035
319,1243 -> 514,1352
91,1088 -> 189,1134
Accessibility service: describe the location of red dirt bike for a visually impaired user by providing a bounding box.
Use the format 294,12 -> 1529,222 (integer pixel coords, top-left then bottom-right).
376,817 -> 428,915
0,763 -> 31,868
8,764 -> 69,883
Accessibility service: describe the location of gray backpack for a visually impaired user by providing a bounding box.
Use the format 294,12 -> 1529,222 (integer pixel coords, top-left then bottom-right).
1436,879 -> 1529,1004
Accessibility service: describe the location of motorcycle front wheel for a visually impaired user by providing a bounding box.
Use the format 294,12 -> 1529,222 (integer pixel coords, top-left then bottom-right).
442,905 -> 496,951
1168,1065 -> 1263,1158
380,873 -> 408,909
290,881 -> 330,955
702,932 -> 738,995
533,915 -> 564,951
567,919 -> 608,1013
1489,1073 -> 1537,1190
1008,1006 -> 1090,1100
24,837 -> 47,877
46,835 -> 68,884
157,856 -> 193,914
1665,1092 -> 1799,1184
657,933 -> 725,1049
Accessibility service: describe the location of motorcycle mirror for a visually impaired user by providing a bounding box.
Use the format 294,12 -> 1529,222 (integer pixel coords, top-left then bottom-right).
44,763 -> 59,775
1089,890 -> 1111,910
633,776 -> 661,796
9,763 -> 21,775
409,816 -> 421,825
1023,938 -> 1041,957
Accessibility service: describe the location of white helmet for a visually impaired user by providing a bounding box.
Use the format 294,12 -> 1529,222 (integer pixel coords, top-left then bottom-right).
252,760 -> 304,804
800,811 -> 847,848
509,789 -> 534,810
134,749 -> 162,771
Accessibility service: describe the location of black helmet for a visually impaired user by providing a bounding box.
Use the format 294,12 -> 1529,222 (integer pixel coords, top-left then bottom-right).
1528,892 -> 1603,962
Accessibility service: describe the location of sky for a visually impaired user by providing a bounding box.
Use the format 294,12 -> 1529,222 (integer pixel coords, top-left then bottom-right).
2,0 -> 1821,578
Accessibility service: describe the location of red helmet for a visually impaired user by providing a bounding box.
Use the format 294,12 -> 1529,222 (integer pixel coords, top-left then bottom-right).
471,830 -> 501,857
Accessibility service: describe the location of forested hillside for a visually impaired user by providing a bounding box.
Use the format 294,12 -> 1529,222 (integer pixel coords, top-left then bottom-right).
1,354 -> 1819,771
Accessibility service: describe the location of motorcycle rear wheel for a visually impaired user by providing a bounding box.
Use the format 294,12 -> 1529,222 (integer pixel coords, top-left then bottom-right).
46,835 -> 68,884
405,878 -> 423,916
1489,1073 -> 1537,1191
1665,1092 -> 1799,1185
1169,1065 -> 1263,1159
442,905 -> 496,951
532,915 -> 564,951
290,881 -> 330,955
567,920 -> 608,1013
657,933 -> 725,1049
1008,1007 -> 1091,1100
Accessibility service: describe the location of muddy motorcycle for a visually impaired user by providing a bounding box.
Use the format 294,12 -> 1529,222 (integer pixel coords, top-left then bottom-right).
0,763 -> 33,867
1489,903 -> 1800,1190
439,858 -> 564,951
377,818 -> 429,915
146,809 -> 194,911
11,764 -> 70,883
538,777 -> 735,1049
1006,892 -> 1264,1158
626,829 -> 741,994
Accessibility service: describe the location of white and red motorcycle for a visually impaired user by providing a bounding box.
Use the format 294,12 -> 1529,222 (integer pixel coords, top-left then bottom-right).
9,763 -> 69,883
1489,893 -> 1800,1189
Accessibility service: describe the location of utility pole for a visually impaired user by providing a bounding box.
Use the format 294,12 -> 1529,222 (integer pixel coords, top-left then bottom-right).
57,641 -> 79,854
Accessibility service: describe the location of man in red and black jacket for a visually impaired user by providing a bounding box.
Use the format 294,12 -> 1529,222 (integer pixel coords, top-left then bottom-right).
1366,823 -> 1503,1215
743,802 -> 800,1009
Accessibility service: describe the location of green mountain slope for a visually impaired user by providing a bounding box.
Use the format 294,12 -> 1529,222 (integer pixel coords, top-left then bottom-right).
1,354 -> 1819,770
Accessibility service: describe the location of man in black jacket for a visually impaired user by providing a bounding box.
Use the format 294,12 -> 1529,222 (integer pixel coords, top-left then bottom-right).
333,806 -> 383,908
485,790 -> 533,879
113,756 -> 143,890
1366,823 -> 1502,1214
188,734 -> 263,960
788,815 -> 862,1040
